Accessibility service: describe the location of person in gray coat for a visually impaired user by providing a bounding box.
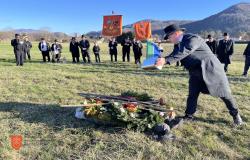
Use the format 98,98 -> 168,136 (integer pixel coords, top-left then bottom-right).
156,24 -> 242,125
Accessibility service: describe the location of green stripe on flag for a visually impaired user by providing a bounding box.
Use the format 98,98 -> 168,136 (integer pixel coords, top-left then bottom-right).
146,41 -> 154,58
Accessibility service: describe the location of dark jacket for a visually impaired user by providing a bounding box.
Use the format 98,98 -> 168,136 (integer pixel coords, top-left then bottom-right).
51,43 -> 62,53
132,41 -> 143,56
216,39 -> 234,64
206,40 -> 217,54
165,33 -> 231,97
69,41 -> 80,57
79,40 -> 90,51
93,45 -> 100,54
11,39 -> 19,53
243,42 -> 250,56
16,41 -> 27,55
38,42 -> 50,52
109,41 -> 118,54
121,39 -> 132,50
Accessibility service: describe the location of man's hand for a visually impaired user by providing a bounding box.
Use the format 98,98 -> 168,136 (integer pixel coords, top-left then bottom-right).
156,58 -> 166,66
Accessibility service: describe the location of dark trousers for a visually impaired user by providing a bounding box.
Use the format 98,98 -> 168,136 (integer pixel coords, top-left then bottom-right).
94,53 -> 100,63
185,70 -> 238,117
243,56 -> 250,75
134,53 -> 141,64
16,52 -> 24,66
82,50 -> 91,63
42,51 -> 50,62
110,53 -> 117,62
14,51 -> 17,62
24,50 -> 31,60
224,63 -> 229,72
122,48 -> 130,62
72,56 -> 80,63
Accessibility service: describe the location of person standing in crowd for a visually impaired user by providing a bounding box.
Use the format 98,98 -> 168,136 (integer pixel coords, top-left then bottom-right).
11,34 -> 20,62
132,39 -> 143,64
15,35 -> 27,66
38,38 -> 51,62
79,35 -> 91,63
93,41 -> 101,63
51,39 -> 62,63
121,37 -> 132,62
24,35 -> 32,61
69,37 -> 80,63
206,34 -> 217,55
156,24 -> 242,126
109,38 -> 118,62
242,41 -> 250,77
217,33 -> 234,72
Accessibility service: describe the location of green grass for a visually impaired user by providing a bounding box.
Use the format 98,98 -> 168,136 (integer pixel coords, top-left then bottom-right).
0,42 -> 249,160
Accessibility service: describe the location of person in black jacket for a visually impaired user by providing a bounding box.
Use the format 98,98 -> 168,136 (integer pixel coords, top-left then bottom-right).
79,35 -> 91,63
121,37 -> 132,62
242,41 -> 250,77
51,39 -> 62,63
217,33 -> 234,72
24,35 -> 32,61
11,34 -> 20,62
93,41 -> 101,63
69,37 -> 80,63
206,34 -> 217,55
132,39 -> 143,64
15,35 -> 27,66
38,38 -> 51,62
109,38 -> 118,62
156,24 -> 242,126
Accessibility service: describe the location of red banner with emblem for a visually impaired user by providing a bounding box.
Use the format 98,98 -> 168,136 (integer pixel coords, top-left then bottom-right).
102,15 -> 123,37
134,21 -> 151,40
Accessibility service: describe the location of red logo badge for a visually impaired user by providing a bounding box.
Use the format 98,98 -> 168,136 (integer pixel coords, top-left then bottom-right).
10,135 -> 23,150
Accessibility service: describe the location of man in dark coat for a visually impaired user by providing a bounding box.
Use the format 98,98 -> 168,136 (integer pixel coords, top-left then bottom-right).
121,37 -> 132,62
242,41 -> 250,77
69,37 -> 80,63
93,41 -> 101,63
24,35 -> 32,61
156,24 -> 242,125
15,35 -> 27,66
109,38 -> 118,62
206,34 -> 217,55
216,33 -> 234,72
51,39 -> 63,63
79,35 -> 91,63
11,34 -> 20,62
132,39 -> 143,64
38,38 -> 51,62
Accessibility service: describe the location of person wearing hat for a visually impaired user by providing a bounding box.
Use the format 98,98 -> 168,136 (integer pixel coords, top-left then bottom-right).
79,35 -> 91,63
156,24 -> 242,126
121,37 -> 132,62
15,35 -> 27,66
109,37 -> 118,62
51,39 -> 62,63
38,38 -> 51,62
69,37 -> 80,63
23,35 -> 32,61
206,34 -> 217,55
216,32 -> 234,72
242,41 -> 250,77
11,34 -> 20,62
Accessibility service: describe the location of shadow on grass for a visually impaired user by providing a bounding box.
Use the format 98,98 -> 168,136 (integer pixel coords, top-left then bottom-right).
0,102 -> 125,134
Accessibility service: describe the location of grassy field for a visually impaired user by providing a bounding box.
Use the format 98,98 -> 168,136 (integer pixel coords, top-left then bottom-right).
0,41 -> 249,160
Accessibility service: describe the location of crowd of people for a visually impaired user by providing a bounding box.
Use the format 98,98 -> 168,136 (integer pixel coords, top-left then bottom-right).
10,34 -> 143,66
9,32 -> 250,77
205,32 -> 250,76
